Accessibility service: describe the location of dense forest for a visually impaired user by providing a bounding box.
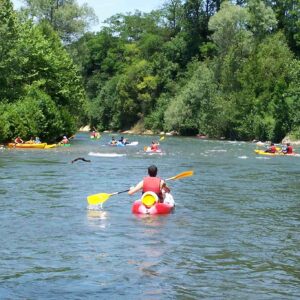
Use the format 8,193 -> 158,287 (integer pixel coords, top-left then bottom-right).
1,0 -> 300,143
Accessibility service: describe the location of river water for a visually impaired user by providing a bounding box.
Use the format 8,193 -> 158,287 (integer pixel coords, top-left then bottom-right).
0,133 -> 299,299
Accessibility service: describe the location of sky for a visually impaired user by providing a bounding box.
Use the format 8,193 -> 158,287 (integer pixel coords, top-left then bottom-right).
12,0 -> 164,32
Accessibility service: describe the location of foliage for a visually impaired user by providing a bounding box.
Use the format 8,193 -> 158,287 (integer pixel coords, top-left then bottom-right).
21,0 -> 98,42
0,1 -> 87,142
5,0 -> 300,143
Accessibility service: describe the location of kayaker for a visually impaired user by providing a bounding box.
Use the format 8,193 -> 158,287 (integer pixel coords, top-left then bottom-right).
60,136 -> 69,144
110,137 -> 117,145
128,165 -> 170,203
14,136 -> 24,144
26,137 -> 35,144
265,143 -> 276,153
282,143 -> 293,154
118,137 -> 129,145
35,137 -> 41,144
150,141 -> 159,151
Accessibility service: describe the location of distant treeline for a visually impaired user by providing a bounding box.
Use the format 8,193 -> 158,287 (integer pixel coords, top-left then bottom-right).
1,0 -> 300,143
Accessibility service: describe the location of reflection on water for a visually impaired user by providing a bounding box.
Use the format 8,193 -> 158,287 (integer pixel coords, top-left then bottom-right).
0,133 -> 299,299
87,209 -> 108,220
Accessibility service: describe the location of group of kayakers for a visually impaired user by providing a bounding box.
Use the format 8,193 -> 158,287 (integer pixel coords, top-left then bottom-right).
14,136 -> 41,144
13,135 -> 69,145
265,142 -> 294,154
109,136 -> 130,145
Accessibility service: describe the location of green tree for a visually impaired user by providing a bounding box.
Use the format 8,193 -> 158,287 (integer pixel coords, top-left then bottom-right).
164,62 -> 218,135
21,0 -> 97,42
0,0 -> 22,100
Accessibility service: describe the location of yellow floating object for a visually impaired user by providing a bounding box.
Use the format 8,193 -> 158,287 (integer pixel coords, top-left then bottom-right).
141,191 -> 158,207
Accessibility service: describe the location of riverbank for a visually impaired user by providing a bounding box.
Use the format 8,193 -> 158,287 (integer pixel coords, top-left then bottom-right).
79,125 -> 300,144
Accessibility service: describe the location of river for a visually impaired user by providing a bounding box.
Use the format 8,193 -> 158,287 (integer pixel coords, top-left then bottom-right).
0,133 -> 299,299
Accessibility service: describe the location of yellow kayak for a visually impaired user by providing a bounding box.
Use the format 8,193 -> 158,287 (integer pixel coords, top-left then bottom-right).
8,143 -> 47,149
254,149 -> 298,156
44,144 -> 57,149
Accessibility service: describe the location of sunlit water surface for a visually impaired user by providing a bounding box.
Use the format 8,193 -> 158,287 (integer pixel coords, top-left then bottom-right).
0,133 -> 299,299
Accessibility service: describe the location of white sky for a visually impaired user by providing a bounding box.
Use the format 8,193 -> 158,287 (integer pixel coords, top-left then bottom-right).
12,0 -> 164,31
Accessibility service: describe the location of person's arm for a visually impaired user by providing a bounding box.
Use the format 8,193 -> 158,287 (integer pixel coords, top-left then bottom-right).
161,180 -> 170,193
128,181 -> 143,195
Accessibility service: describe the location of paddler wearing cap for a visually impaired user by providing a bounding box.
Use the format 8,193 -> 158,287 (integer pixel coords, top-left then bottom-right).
60,135 -> 69,145
128,165 -> 170,207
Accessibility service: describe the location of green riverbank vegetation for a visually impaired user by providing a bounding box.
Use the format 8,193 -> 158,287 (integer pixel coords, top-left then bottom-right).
1,0 -> 300,143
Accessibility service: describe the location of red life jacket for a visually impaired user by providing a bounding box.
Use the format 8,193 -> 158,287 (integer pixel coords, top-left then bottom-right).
270,145 -> 276,153
143,176 -> 162,200
151,144 -> 158,151
287,145 -> 293,154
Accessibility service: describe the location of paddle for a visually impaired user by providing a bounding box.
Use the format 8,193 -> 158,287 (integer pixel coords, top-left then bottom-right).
86,170 -> 194,206
87,189 -> 129,206
165,170 -> 194,181
159,136 -> 165,141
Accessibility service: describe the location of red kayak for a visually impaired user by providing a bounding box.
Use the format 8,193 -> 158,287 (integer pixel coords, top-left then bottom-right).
132,192 -> 175,215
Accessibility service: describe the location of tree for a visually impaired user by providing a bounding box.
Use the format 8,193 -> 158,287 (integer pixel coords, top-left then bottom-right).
164,62 -> 218,135
20,0 -> 97,42
0,0 -> 21,100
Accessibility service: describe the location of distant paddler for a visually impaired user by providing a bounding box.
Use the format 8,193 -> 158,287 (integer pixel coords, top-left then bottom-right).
264,142 -> 277,153
59,135 -> 70,145
14,136 -> 24,144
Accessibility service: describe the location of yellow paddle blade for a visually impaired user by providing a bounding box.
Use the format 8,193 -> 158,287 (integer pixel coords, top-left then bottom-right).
87,193 -> 113,205
166,170 -> 194,181
159,136 -> 165,141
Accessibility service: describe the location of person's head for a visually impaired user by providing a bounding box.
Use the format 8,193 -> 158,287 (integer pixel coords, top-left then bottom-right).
287,143 -> 290,146
148,165 -> 158,177
120,137 -> 123,140
63,136 -> 67,139
271,143 -> 274,146
112,137 -> 115,140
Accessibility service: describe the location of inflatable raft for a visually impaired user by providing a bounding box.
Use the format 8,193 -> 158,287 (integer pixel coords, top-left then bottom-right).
132,192 -> 175,215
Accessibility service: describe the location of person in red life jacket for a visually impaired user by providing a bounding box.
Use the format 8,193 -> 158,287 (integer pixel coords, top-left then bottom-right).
128,165 -> 170,203
265,142 -> 277,153
14,136 -> 24,144
284,143 -> 293,154
150,141 -> 159,151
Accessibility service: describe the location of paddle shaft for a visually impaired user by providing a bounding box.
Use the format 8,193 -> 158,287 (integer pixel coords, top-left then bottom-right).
112,189 -> 129,195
